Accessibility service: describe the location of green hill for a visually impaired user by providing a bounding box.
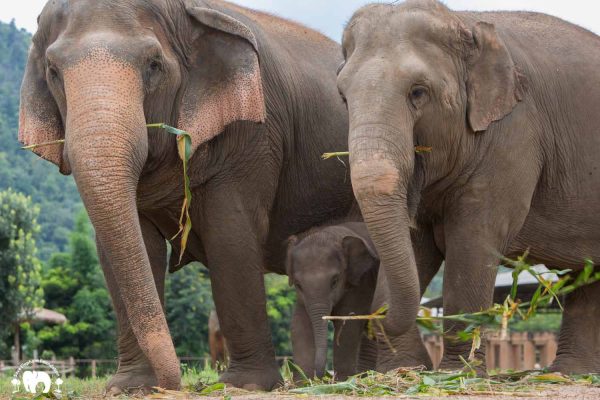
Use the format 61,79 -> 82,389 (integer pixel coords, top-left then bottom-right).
0,20 -> 81,260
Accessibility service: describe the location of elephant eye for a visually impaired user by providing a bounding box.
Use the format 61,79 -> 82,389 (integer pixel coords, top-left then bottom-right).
409,85 -> 429,109
336,61 -> 345,76
331,275 -> 340,289
46,64 -> 60,82
149,59 -> 162,72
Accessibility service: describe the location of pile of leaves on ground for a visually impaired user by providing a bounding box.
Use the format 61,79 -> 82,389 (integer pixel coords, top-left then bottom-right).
182,365 -> 600,398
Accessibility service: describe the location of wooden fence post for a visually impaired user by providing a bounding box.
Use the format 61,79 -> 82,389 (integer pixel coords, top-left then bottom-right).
91,359 -> 97,378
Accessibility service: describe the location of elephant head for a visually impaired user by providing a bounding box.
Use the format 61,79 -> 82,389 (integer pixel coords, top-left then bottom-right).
19,0 -> 266,389
286,223 -> 379,377
337,0 -> 524,335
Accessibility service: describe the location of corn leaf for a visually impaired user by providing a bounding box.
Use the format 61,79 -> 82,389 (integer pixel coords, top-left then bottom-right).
147,123 -> 193,265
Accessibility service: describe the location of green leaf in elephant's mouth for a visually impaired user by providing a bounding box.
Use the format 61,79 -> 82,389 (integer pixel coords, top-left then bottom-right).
147,123 -> 193,266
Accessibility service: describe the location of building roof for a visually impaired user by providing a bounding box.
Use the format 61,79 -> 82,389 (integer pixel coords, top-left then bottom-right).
422,265 -> 560,309
19,308 -> 67,324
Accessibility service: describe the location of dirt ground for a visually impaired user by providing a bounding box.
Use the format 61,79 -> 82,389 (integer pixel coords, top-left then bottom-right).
144,385 -> 600,400
2,386 -> 599,399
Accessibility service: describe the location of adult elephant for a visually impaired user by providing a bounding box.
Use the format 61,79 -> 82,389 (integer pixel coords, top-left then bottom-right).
337,0 -> 600,372
19,0 -> 352,393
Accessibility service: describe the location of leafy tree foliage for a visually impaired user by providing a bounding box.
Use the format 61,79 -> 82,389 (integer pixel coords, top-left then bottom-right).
166,262 -> 214,357
33,210 -> 116,363
165,264 -> 296,357
0,189 -> 44,355
0,20 -> 81,260
265,274 -> 295,356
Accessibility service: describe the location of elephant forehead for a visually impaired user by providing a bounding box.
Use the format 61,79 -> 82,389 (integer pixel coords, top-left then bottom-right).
347,2 -> 466,54
292,241 -> 340,265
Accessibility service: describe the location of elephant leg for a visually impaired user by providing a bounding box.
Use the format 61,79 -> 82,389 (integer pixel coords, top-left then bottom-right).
370,222 -> 441,372
376,324 -> 433,371
551,281 -> 600,374
102,216 -> 167,395
357,334 -> 377,373
291,300 -> 315,379
439,246 -> 497,371
412,219 -> 444,298
332,275 -> 375,380
332,319 -> 366,380
201,187 -> 281,391
41,374 -> 51,393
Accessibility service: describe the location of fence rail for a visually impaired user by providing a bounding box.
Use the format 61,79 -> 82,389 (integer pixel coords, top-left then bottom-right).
2,333 -> 556,378
1,356 -> 292,378
423,331 -> 558,371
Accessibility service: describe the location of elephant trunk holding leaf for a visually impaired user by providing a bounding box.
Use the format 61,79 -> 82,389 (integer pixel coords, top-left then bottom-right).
338,0 -> 600,372
19,0 -> 352,393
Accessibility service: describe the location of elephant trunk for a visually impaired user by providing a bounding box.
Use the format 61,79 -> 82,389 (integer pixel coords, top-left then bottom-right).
349,122 -> 420,337
307,303 -> 331,378
63,54 -> 180,389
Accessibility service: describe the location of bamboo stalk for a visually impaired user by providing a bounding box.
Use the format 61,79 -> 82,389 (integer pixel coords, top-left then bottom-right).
321,146 -> 432,160
322,315 -> 386,321
21,139 -> 65,150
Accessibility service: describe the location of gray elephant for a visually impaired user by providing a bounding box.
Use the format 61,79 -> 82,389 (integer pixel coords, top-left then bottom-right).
286,222 -> 379,379
287,221 -> 435,379
19,0 -> 352,392
337,0 -> 600,373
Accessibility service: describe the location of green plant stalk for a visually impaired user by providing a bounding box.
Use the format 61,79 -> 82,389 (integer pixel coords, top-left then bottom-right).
147,123 -> 193,265
325,257 -> 599,351
22,126 -> 193,264
21,139 -> 65,150
321,146 -> 432,160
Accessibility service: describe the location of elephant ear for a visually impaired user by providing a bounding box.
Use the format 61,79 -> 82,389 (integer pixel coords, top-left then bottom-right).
18,43 -> 69,174
341,227 -> 379,286
466,22 -> 524,132
180,6 -> 266,154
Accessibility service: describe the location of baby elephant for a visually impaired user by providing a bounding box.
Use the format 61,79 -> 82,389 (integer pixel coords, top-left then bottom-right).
286,222 -> 379,379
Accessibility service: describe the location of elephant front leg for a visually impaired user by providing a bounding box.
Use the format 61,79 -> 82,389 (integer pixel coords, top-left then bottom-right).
101,216 -> 167,395
332,282 -> 375,379
551,280 -> 600,374
438,228 -> 500,372
332,319 -> 366,380
201,189 -> 281,391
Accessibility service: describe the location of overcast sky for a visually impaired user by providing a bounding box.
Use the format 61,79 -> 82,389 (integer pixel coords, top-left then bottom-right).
1,0 -> 598,40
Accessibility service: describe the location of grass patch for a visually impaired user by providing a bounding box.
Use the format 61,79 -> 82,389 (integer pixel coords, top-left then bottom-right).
2,363 -> 600,398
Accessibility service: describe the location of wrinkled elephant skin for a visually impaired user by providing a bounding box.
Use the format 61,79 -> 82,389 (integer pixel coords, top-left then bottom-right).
19,0 -> 352,392
338,0 -> 600,373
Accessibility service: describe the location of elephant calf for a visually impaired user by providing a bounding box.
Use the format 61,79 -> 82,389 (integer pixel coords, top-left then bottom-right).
286,222 -> 433,379
286,222 -> 379,379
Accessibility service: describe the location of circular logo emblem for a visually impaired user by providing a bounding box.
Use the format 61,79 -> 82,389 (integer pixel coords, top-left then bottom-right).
11,359 -> 64,396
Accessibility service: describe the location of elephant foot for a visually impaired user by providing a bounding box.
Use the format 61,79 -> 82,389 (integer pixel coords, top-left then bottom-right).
104,365 -> 158,397
220,362 -> 282,391
549,356 -> 598,375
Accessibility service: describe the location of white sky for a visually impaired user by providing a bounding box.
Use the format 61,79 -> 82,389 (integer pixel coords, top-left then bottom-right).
1,0 -> 598,41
